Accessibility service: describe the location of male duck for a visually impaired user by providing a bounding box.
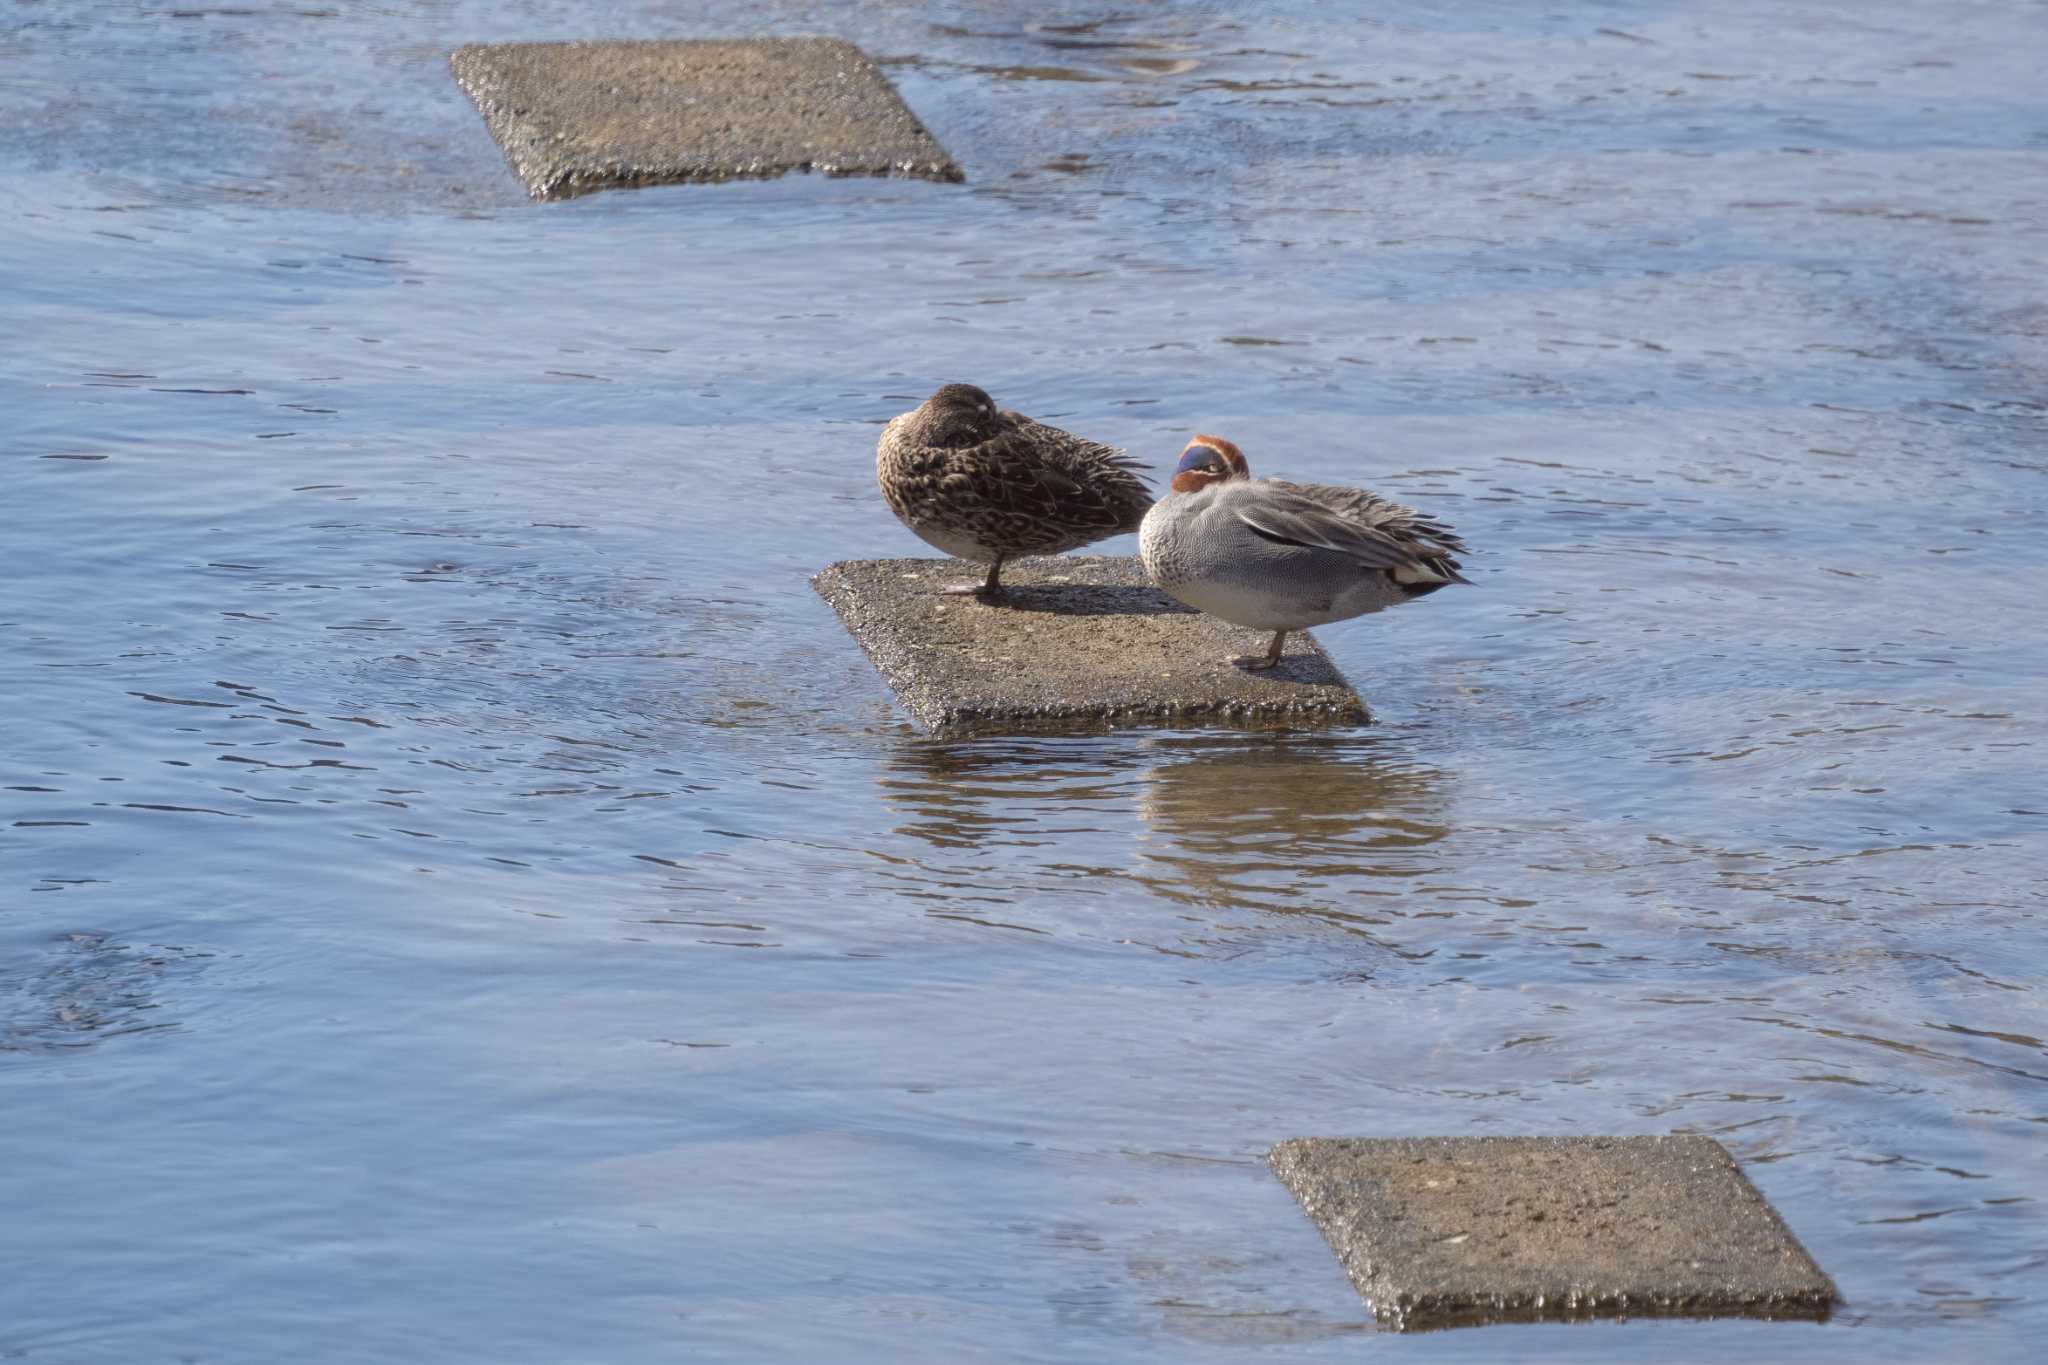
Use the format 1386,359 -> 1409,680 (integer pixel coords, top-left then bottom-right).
877,383 -> 1153,599
1138,434 -> 1469,669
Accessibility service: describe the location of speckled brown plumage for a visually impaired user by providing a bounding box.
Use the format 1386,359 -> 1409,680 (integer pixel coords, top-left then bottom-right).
876,383 -> 1153,597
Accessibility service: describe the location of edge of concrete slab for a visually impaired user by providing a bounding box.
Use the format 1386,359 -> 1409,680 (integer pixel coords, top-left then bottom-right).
1268,1135 -> 1838,1332
448,37 -> 962,200
813,555 -> 1370,736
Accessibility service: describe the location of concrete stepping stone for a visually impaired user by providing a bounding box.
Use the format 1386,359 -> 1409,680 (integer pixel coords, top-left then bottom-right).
813,556 -> 1368,735
449,37 -> 962,199
1269,1135 -> 1836,1331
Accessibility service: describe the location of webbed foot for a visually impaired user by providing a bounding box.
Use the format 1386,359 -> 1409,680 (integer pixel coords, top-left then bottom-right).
1232,630 -> 1289,670
939,556 -> 1006,601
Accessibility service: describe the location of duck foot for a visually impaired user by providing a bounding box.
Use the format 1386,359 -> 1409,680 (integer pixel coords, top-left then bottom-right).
1231,630 -> 1290,671
939,556 -> 1006,601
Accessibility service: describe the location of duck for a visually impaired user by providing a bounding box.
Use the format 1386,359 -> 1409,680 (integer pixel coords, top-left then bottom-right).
1138,434 -> 1469,669
877,383 -> 1153,599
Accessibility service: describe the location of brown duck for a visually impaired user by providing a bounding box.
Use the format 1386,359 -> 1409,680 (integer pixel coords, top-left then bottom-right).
876,383 -> 1153,598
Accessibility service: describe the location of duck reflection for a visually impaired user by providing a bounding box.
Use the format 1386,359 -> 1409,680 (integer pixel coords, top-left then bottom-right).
869,737 -> 1141,930
874,732 -> 1449,922
1132,734 -> 1450,916
877,736 -> 1137,852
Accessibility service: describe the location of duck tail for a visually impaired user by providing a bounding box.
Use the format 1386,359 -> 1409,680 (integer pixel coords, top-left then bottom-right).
1391,553 -> 1470,594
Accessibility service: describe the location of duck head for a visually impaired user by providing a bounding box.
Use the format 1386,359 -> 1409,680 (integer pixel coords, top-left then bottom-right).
920,382 -> 1004,448
1170,434 -> 1250,493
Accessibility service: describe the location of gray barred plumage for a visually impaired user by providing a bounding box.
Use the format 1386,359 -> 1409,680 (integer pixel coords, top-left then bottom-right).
1139,434 -> 1469,670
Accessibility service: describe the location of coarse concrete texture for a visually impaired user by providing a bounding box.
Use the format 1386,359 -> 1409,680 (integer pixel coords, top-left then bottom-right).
448,37 -> 962,199
1268,1135 -> 1838,1332
813,556 -> 1369,735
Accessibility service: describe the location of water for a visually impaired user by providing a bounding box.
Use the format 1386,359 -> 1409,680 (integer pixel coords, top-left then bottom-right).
4,2 -> 2045,1360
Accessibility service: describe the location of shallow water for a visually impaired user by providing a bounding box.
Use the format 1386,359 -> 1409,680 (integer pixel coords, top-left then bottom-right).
4,1 -> 2046,1360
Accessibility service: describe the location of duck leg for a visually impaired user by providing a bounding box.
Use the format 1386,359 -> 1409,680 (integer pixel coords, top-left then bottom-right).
941,554 -> 1007,601
1234,630 -> 1288,670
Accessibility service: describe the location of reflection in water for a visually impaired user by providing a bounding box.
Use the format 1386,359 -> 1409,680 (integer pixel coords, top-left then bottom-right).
874,738 -> 1131,853
1132,735 -> 1446,919
873,733 -> 1447,940
869,739 -> 1146,935
0,931 -> 209,1053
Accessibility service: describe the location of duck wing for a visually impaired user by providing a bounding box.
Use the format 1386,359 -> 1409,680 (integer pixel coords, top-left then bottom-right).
962,412 -> 1154,529
1234,481 -> 1467,579
1272,480 -> 1468,557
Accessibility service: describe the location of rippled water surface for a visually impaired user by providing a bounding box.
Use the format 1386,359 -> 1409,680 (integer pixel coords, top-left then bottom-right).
5,2 -> 2046,1360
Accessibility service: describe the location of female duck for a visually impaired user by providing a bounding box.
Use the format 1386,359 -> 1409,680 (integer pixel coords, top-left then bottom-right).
1138,434 -> 1469,669
877,383 -> 1153,599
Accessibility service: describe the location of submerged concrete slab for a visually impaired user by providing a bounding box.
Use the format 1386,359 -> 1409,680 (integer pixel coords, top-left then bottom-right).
1269,1135 -> 1836,1331
813,556 -> 1368,735
449,37 -> 962,199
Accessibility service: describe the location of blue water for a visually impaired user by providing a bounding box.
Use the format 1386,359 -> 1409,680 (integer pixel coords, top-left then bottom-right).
4,2 -> 2045,1360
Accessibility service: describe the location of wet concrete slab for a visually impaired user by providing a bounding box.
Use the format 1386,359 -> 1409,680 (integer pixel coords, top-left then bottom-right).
1269,1135 -> 1836,1332
813,556 -> 1368,735
449,37 -> 961,200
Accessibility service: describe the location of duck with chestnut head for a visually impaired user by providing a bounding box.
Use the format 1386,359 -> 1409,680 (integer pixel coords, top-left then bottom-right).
1138,434 -> 1469,670
876,383 -> 1153,599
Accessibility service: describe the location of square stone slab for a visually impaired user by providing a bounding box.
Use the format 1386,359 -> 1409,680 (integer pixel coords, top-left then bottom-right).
449,37 -> 962,199
813,556 -> 1368,735
1269,1136 -> 1836,1331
